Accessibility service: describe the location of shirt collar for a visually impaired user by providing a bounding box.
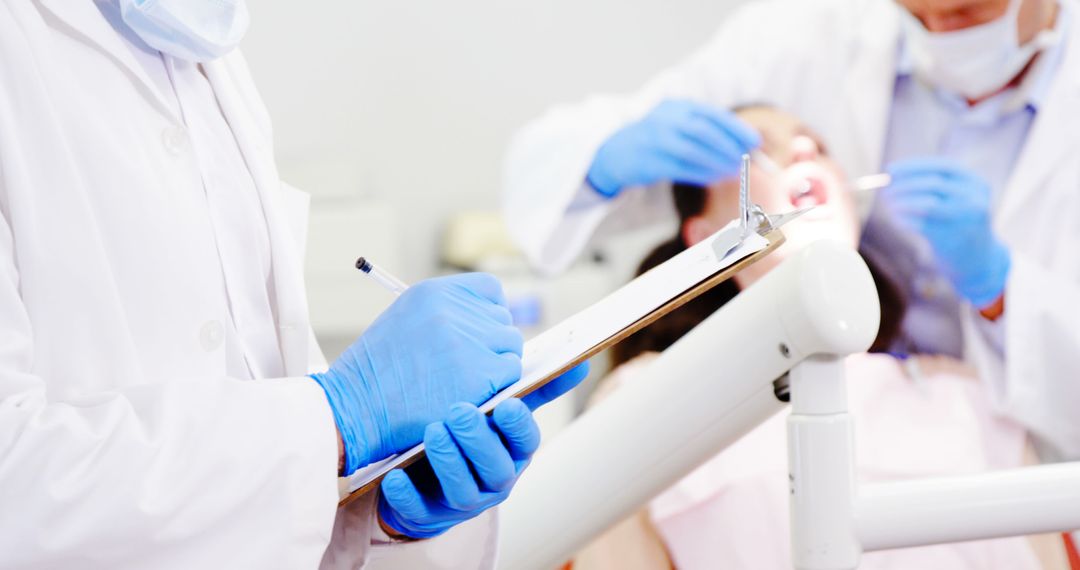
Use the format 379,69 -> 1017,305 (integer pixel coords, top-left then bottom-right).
895,0 -> 1070,112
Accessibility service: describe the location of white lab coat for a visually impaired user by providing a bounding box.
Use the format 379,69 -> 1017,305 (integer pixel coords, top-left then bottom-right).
504,0 -> 1080,458
0,1 -> 495,568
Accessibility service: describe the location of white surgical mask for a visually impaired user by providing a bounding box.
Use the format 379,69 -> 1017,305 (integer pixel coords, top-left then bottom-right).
118,0 -> 250,63
900,0 -> 1058,100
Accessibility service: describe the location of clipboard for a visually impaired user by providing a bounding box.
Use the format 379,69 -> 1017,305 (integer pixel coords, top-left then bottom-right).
338,224 -> 785,506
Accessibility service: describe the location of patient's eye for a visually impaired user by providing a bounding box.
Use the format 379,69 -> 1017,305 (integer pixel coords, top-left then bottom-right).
814,138 -> 829,157
794,127 -> 829,157
758,132 -> 780,156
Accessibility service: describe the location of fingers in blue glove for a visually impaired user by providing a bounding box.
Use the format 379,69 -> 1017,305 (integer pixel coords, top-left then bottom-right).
676,100 -> 761,150
881,158 -> 1008,307
658,137 -> 745,186
887,157 -> 980,181
379,422 -> 504,539
491,398 -> 542,466
444,272 -> 509,306
521,361 -> 591,410
657,102 -> 762,184
445,403 -> 519,494
475,323 -> 524,357
588,99 -> 760,197
886,159 -> 988,199
478,352 -> 520,399
379,470 -> 449,539
313,271 -> 528,476
883,192 -> 946,224
377,401 -> 540,539
671,114 -> 756,160
882,162 -> 990,223
471,298 -> 514,326
425,420 -> 487,509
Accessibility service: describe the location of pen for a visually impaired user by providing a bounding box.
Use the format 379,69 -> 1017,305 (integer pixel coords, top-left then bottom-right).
355,257 -> 410,296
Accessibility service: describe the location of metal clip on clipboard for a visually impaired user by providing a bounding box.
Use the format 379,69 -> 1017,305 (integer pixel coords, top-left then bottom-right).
711,154 -> 811,262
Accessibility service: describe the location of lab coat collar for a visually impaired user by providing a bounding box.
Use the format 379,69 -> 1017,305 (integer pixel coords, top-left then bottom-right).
37,0 -> 182,123
998,0 -> 1080,227
842,0 -> 901,178
1020,0 -> 1072,112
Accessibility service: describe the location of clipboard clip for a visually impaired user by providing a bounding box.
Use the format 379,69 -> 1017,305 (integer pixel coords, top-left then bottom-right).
711,154 -> 812,261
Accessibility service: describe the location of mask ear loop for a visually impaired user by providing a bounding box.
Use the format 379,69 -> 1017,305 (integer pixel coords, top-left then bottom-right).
1005,0 -> 1026,46
1019,1 -> 1063,53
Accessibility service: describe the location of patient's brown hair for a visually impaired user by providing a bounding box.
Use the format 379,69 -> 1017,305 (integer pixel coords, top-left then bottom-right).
610,183 -> 906,368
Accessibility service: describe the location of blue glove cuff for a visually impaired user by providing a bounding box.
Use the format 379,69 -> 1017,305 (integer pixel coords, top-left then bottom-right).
960,243 -> 1011,309
309,371 -> 377,476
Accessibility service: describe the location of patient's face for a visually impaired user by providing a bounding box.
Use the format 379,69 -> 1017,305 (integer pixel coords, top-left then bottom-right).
684,107 -> 860,285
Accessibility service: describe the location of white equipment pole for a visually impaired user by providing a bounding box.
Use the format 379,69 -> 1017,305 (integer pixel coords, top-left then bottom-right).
788,377 -> 1080,570
781,289 -> 1080,569
787,354 -> 859,570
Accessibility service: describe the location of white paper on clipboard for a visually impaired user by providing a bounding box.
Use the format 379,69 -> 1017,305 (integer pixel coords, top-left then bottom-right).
345,221 -> 770,495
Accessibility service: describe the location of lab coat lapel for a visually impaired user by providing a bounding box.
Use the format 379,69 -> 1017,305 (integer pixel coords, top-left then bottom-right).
35,0 -> 181,123
202,57 -> 313,377
841,1 -> 901,176
998,24 -> 1080,228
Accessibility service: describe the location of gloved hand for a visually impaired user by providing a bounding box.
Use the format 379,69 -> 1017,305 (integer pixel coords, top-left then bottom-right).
521,360 -> 590,410
586,99 -> 760,198
377,398 -> 542,539
881,158 -> 1011,308
311,273 -> 523,476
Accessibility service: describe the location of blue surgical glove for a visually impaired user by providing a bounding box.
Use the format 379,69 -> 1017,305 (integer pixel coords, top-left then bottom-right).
378,399 -> 542,539
586,99 -> 761,198
378,361 -> 589,539
520,361 -> 590,410
311,273 -> 523,476
881,158 -> 1011,308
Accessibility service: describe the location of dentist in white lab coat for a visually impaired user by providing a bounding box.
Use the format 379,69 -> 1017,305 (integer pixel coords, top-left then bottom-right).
505,0 -> 1080,460
0,1 -> 589,568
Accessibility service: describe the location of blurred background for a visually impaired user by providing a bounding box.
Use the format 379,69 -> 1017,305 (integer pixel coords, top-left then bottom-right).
242,0 -> 747,426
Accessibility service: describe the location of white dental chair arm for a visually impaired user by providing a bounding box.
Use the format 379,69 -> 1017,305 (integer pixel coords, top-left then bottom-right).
498,241 -> 880,570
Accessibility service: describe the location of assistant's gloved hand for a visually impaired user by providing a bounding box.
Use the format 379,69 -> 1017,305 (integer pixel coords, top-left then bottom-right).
586,99 -> 760,198
378,398 -> 542,539
881,158 -> 1011,308
311,273 -> 523,476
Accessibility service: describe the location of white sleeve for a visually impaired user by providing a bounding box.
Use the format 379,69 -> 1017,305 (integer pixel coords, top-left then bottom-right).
501,2 -> 781,274
321,497 -> 498,570
965,253 -> 1080,460
0,211 -> 341,568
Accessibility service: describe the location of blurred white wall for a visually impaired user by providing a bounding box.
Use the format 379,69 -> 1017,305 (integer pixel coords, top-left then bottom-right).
240,0 -> 749,353
243,0 -> 749,271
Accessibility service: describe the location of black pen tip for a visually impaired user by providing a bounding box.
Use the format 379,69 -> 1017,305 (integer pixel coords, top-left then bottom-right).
355,257 -> 368,272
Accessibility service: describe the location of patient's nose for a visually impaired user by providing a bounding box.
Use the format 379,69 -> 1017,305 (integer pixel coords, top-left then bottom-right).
790,135 -> 820,163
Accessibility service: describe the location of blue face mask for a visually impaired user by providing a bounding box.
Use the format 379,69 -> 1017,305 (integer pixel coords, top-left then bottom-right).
118,0 -> 250,63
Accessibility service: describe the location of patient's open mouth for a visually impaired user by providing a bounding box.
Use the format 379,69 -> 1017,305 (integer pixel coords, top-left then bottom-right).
790,176 -> 827,209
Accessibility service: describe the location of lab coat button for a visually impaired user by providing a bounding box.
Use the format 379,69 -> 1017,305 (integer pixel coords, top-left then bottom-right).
162,126 -> 189,155
200,320 -> 224,351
